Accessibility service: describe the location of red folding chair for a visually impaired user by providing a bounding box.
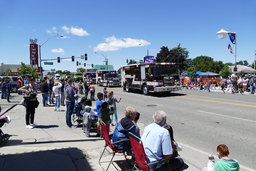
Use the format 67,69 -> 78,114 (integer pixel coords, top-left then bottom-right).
128,132 -> 173,171
99,120 -> 129,171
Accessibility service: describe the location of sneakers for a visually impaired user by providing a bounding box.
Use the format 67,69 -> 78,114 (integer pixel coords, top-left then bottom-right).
26,125 -> 34,129
57,109 -> 61,112
54,108 -> 57,111
31,123 -> 37,127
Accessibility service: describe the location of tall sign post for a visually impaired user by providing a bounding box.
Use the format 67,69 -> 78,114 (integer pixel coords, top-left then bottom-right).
29,39 -> 39,70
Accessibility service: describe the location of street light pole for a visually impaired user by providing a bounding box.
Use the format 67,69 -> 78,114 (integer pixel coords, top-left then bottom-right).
217,29 -> 237,73
95,52 -> 108,70
39,35 -> 63,79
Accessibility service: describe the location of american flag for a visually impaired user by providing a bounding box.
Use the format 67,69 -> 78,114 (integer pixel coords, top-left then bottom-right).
228,44 -> 233,54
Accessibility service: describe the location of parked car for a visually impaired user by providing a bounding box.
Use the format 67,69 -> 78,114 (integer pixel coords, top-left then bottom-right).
0,76 -> 24,93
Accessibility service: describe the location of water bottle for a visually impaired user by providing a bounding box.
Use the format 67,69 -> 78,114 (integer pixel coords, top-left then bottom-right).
207,155 -> 215,171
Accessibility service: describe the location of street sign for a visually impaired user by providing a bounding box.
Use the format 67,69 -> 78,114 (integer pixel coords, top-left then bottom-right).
44,62 -> 53,65
51,69 -> 56,71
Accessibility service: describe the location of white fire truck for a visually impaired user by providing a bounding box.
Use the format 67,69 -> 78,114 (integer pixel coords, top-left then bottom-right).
83,69 -> 97,84
121,62 -> 182,95
96,70 -> 121,87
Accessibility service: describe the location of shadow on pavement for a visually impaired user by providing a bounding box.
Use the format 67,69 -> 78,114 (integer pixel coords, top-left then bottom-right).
0,147 -> 93,171
35,125 -> 59,129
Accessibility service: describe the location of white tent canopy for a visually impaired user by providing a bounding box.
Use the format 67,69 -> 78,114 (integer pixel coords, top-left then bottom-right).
229,65 -> 256,74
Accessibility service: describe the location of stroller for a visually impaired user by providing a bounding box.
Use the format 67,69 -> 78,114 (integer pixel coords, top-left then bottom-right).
0,106 -> 12,145
82,107 -> 98,137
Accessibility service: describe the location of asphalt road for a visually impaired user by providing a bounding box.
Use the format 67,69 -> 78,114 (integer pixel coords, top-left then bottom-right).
100,86 -> 256,171
1,86 -> 255,170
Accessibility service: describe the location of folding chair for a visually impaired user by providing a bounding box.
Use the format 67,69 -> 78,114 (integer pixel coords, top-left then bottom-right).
128,132 -> 173,171
99,120 -> 129,171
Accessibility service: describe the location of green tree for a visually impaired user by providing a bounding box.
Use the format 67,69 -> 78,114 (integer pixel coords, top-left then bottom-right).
219,64 -> 232,78
128,59 -> 138,65
191,56 -> 213,67
3,68 -> 12,76
76,68 -> 86,73
156,44 -> 189,71
55,70 -> 63,74
18,62 -> 38,78
63,70 -> 71,74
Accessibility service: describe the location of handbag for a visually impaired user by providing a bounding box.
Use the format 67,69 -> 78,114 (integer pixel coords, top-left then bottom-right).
35,99 -> 39,108
51,92 -> 55,98
21,100 -> 27,107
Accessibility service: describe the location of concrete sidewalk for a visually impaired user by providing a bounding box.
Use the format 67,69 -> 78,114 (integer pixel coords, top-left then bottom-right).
0,94 -> 199,171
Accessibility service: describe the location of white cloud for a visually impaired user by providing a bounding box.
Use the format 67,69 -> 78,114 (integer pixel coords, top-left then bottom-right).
51,48 -> 65,55
61,26 -> 90,36
94,36 -> 151,52
46,27 -> 57,34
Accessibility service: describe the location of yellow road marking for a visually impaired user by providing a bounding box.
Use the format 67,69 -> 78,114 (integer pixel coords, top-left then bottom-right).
176,96 -> 256,108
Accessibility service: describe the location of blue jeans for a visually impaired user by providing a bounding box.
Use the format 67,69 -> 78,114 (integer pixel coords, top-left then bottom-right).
48,91 -> 54,104
55,96 -> 60,108
42,92 -> 48,106
66,101 -> 74,127
250,85 -> 255,94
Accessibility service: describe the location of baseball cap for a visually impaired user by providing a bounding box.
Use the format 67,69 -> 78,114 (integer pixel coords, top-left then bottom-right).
74,94 -> 80,98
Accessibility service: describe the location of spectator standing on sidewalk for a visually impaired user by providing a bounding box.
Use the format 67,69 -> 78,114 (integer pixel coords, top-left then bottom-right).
1,78 -> 7,99
60,79 -> 66,106
53,82 -> 62,111
40,79 -> 49,107
100,101 -> 114,133
83,81 -> 89,99
248,75 -> 255,94
103,87 -> 108,101
5,78 -> 11,102
88,83 -> 95,101
96,92 -> 103,137
18,78 -> 38,129
48,78 -> 54,104
108,91 -> 122,126
141,110 -> 184,171
16,77 -> 23,95
64,79 -> 76,128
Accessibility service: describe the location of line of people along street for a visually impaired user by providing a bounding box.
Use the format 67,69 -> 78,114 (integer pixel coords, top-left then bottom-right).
183,74 -> 256,95
10,76 -> 240,170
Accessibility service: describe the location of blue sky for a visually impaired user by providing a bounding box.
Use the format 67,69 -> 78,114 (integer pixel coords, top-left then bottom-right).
1,0 -> 256,72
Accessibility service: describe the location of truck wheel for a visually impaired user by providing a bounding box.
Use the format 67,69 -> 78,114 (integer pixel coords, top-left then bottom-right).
125,83 -> 130,92
143,85 -> 149,95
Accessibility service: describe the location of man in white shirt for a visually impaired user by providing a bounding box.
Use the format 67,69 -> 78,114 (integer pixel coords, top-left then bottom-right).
141,111 -> 184,170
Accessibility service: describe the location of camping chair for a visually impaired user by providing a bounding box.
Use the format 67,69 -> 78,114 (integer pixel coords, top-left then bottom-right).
128,132 -> 173,171
99,120 -> 130,171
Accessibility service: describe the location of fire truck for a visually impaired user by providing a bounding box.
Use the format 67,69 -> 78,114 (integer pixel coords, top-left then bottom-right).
121,62 -> 182,95
96,70 -> 121,87
83,69 -> 97,84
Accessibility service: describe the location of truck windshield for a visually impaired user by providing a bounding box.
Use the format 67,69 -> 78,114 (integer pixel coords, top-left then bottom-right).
153,66 -> 179,76
107,74 -> 118,78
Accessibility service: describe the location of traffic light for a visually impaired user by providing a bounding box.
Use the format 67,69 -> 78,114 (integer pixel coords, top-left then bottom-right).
71,56 -> 75,62
76,61 -> 79,66
57,57 -> 60,63
92,64 -> 94,67
85,53 -> 87,60
84,63 -> 86,67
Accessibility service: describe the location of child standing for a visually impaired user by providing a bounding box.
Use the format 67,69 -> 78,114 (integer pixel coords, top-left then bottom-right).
100,102 -> 114,133
108,91 -> 122,126
103,87 -> 108,101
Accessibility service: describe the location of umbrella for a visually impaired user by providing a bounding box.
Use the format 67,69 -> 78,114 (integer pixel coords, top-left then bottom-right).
229,65 -> 256,74
195,71 -> 204,75
199,71 -> 220,77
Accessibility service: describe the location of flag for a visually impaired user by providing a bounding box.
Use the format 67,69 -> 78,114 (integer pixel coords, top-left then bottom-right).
228,44 -> 233,54
228,33 -> 236,44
